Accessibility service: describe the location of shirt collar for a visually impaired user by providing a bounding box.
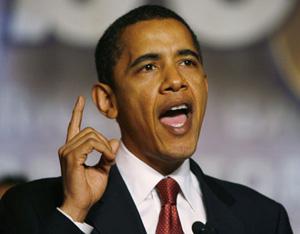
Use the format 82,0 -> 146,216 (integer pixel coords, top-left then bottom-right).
115,142 -> 198,209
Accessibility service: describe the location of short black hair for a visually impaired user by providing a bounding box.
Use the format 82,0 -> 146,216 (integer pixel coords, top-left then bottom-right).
95,5 -> 202,88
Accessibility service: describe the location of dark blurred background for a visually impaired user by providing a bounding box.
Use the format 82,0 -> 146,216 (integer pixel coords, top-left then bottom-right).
0,0 -> 299,232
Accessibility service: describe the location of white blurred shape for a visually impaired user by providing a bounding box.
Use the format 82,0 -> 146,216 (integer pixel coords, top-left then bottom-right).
53,0 -> 142,46
10,0 -> 52,43
171,0 -> 297,48
10,0 -> 142,46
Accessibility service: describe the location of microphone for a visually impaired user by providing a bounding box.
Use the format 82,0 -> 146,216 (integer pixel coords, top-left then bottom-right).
192,221 -> 217,234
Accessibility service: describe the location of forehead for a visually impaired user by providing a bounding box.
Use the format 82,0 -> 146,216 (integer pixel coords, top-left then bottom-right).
119,18 -> 196,55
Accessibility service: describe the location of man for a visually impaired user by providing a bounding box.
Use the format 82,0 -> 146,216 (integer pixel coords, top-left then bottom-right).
0,5 -> 293,234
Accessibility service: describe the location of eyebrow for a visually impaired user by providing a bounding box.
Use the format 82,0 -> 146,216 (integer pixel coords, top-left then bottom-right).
128,49 -> 201,69
129,53 -> 160,68
177,49 -> 201,62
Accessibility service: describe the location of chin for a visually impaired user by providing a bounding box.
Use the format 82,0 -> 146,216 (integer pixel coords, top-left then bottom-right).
156,124 -> 200,156
160,140 -> 197,160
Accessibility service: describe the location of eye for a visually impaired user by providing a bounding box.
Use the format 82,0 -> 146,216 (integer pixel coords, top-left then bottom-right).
140,63 -> 157,72
180,59 -> 197,67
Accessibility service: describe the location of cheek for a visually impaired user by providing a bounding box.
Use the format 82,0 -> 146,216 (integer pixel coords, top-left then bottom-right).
124,79 -> 159,107
187,74 -> 206,93
189,78 -> 208,112
117,86 -> 156,122
182,67 -> 205,85
195,82 -> 208,104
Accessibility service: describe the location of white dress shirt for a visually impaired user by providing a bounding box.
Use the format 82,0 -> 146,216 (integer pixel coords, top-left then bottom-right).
117,142 -> 206,234
59,142 -> 206,234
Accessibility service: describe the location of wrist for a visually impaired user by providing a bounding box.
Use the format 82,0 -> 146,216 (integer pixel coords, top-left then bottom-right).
59,202 -> 89,222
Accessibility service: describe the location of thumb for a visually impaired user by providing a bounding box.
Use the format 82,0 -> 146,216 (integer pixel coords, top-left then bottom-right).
109,139 -> 120,154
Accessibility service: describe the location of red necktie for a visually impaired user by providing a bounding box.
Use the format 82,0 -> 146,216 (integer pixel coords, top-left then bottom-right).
155,177 -> 184,234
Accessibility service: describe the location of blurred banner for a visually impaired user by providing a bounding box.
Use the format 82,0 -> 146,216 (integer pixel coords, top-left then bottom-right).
7,0 -> 298,48
1,0 -> 299,232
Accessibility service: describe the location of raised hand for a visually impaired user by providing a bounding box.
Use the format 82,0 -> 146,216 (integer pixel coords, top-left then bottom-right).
58,96 -> 119,222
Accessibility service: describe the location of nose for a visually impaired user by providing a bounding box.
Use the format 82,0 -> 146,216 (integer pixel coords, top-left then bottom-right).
159,65 -> 188,93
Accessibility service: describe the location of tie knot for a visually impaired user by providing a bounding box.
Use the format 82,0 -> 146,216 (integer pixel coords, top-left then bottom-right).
156,177 -> 180,205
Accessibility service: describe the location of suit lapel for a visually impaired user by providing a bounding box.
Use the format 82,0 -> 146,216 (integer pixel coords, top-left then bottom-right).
85,159 -> 246,234
85,165 -> 146,234
190,159 -> 246,234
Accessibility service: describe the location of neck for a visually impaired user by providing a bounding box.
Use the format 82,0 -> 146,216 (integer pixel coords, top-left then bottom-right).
121,140 -> 186,176
142,156 -> 184,176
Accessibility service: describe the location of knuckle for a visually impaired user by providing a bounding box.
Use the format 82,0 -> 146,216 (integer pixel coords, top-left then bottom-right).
85,127 -> 95,132
58,147 -> 63,156
58,146 -> 67,157
89,132 -> 98,140
86,138 -> 96,145
60,149 -> 68,158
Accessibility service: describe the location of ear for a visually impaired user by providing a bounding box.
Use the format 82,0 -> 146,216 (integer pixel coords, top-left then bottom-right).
92,83 -> 118,119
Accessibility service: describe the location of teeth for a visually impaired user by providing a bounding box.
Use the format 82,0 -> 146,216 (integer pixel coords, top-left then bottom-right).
170,104 -> 188,111
171,123 -> 185,128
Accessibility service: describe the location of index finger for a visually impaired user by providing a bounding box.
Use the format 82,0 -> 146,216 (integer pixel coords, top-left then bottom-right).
66,96 -> 85,142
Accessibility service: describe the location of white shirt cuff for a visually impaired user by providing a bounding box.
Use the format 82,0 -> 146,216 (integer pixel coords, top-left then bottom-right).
56,207 -> 94,234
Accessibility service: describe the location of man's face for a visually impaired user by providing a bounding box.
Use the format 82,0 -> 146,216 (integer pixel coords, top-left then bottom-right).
113,19 -> 208,173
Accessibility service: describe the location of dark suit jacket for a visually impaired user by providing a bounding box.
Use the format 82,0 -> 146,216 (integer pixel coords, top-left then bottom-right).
0,159 -> 293,234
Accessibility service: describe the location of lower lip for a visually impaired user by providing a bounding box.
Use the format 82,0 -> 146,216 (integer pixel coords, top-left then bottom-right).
159,113 -> 192,135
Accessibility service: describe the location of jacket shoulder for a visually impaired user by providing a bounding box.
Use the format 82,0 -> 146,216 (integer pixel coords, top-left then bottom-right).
204,175 -> 293,233
1,178 -> 89,234
1,177 -> 63,220
204,174 -> 278,205
191,159 -> 280,207
3,177 -> 63,204
204,175 -> 291,225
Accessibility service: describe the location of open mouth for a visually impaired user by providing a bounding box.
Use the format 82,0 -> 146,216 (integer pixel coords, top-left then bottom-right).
159,103 -> 192,134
